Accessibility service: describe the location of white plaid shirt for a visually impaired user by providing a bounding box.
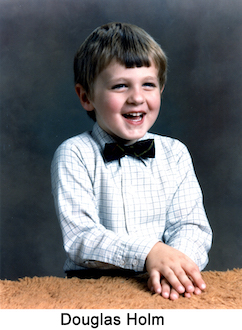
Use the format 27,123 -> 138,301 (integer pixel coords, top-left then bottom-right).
51,123 -> 212,273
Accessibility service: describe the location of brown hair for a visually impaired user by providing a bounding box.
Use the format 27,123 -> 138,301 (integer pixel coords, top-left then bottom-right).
74,22 -> 167,121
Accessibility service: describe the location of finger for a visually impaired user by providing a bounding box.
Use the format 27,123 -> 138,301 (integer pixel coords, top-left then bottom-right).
160,278 -> 171,299
184,292 -> 192,298
169,287 -> 180,300
172,267 -> 195,293
161,268 -> 186,294
186,266 -> 206,291
148,269 -> 162,294
184,285 -> 202,298
194,287 -> 202,295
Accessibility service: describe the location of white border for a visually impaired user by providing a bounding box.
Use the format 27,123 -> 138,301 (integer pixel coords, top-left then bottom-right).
0,309 -> 241,330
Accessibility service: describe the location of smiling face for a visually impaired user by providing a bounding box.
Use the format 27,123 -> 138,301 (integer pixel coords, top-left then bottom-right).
76,60 -> 163,144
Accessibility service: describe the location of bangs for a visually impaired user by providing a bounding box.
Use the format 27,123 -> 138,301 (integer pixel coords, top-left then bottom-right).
94,24 -> 153,71
115,48 -> 151,68
114,27 -> 152,68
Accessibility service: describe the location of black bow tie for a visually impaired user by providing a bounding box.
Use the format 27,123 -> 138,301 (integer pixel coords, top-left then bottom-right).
103,139 -> 155,162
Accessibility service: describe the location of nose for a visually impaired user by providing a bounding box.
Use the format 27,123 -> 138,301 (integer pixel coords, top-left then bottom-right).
127,87 -> 145,105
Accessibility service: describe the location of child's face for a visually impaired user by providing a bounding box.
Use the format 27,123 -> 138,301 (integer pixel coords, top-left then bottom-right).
87,60 -> 163,144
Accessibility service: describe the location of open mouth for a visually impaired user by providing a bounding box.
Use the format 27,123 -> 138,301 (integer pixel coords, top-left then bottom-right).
123,112 -> 145,121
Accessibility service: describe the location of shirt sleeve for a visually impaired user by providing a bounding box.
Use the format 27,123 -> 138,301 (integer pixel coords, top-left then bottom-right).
51,140 -> 158,272
162,141 -> 212,270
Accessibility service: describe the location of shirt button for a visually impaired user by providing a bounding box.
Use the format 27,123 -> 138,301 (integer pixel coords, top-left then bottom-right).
132,259 -> 138,267
119,259 -> 125,266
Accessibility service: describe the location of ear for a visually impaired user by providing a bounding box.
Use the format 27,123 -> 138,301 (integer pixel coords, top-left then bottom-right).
160,85 -> 165,95
75,84 -> 95,111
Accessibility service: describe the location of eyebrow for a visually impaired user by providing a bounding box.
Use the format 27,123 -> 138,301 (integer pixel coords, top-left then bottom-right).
108,75 -> 159,83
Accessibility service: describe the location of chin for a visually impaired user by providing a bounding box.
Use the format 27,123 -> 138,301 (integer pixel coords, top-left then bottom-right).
119,133 -> 146,144
125,130 -> 148,141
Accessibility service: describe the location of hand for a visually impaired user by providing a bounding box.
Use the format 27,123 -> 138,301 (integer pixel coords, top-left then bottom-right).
145,242 -> 206,300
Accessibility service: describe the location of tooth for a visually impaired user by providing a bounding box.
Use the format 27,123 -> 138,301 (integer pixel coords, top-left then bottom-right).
128,113 -> 141,116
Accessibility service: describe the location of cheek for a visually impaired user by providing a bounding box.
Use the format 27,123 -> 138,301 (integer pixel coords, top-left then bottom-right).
155,93 -> 162,109
103,97 -> 122,114
149,96 -> 161,111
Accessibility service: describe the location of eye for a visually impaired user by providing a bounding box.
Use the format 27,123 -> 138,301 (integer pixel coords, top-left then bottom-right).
111,84 -> 127,90
143,82 -> 156,88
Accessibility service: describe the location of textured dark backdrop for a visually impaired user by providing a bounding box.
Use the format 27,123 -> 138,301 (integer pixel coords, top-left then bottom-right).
1,0 -> 242,280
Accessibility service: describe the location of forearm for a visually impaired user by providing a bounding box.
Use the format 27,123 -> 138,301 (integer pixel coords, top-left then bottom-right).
163,144 -> 212,270
163,195 -> 212,270
63,221 -> 158,271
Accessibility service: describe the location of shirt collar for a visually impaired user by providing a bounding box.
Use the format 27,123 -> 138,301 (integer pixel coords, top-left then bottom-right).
91,123 -> 116,151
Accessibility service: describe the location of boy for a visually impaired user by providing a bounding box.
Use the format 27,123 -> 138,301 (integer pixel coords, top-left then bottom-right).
51,22 -> 212,300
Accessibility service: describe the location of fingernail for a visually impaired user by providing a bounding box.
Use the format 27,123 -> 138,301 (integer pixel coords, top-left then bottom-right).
171,293 -> 179,300
201,283 -> 206,290
178,286 -> 184,293
187,285 -> 194,292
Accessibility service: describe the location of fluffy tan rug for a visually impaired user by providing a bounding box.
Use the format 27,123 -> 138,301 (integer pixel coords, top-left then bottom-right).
0,269 -> 241,309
